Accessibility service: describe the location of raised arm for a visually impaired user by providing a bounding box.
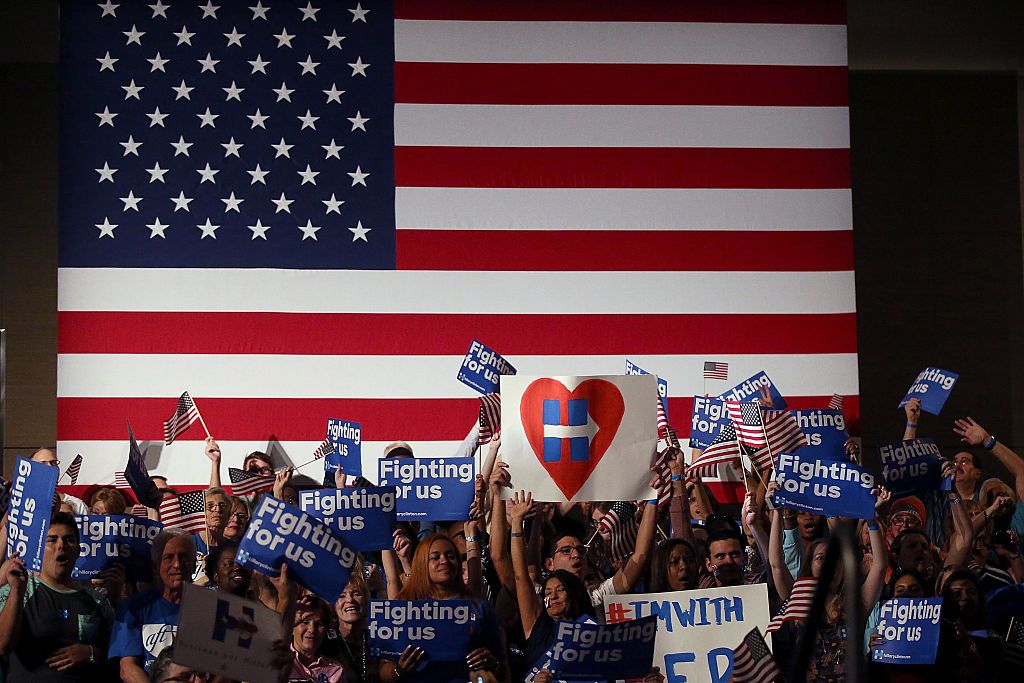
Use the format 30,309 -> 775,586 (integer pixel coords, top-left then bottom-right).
860,514 -> 888,612
903,398 -> 921,441
0,557 -> 27,656
508,491 -> 543,639
954,416 -> 1024,501
487,460 -> 515,593
463,518 -> 483,597
944,490 -> 975,568
766,482 -> 794,601
205,437 -> 222,489
667,449 -> 695,543
613,500 -> 658,594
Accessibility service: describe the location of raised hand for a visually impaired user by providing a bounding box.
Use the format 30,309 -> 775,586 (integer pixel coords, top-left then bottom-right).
757,386 -> 774,409
393,528 -> 413,563
872,485 -> 892,511
204,437 -> 222,463
396,645 -> 426,678
904,397 -> 921,423
953,417 -> 990,447
508,490 -> 534,522
488,460 -> 511,492
272,467 -> 294,499
0,554 -> 27,592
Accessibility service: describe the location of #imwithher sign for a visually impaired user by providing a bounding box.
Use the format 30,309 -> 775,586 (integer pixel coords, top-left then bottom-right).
898,367 -> 958,415
689,396 -> 730,450
771,452 -> 877,520
720,371 -> 788,411
74,515 -> 163,582
236,496 -> 357,604
879,439 -> 945,498
792,409 -> 846,461
543,615 -> 658,681
501,375 -> 659,503
605,584 -> 771,683
872,598 -> 943,665
457,339 -> 516,394
8,457 -> 59,572
298,487 -> 397,551
377,458 -> 476,521
176,584 -> 282,683
368,599 -> 476,661
325,418 -> 362,476
625,359 -> 669,418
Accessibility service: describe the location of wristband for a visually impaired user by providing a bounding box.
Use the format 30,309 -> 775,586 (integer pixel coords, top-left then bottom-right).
88,646 -> 95,663
983,435 -> 997,450
670,474 -> 683,481
905,423 -> 918,429
510,531 -> 525,538
464,535 -> 479,543
948,493 -> 962,505
647,499 -> 658,506
867,523 -> 879,532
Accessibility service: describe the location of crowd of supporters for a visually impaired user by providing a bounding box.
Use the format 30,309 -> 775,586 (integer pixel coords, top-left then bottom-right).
1,394 -> 1023,683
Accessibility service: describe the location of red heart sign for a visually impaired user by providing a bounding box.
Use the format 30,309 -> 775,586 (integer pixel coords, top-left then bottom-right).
520,378 -> 624,500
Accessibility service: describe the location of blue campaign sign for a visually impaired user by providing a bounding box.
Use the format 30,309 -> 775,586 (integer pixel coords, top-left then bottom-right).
298,487 -> 397,551
325,418 -> 363,476
771,452 -> 877,520
792,409 -> 847,461
719,371 -> 788,411
236,496 -> 358,604
626,359 -> 670,419
74,515 -> 163,582
7,457 -> 59,572
378,457 -> 476,521
898,367 -> 958,415
689,396 -> 730,449
872,598 -> 943,665
368,599 -> 477,661
457,339 -> 516,394
545,615 -> 658,681
879,439 -> 944,498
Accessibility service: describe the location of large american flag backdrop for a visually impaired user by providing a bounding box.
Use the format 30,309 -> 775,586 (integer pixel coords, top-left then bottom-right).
56,0 -> 857,499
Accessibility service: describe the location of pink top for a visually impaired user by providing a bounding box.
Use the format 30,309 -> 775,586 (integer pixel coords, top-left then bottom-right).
290,643 -> 346,683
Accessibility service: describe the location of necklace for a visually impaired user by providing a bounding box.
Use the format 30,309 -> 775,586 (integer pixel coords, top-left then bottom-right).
340,629 -> 368,682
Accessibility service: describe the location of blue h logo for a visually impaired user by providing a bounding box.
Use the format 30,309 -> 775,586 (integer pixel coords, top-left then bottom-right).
212,599 -> 256,649
542,398 -> 591,463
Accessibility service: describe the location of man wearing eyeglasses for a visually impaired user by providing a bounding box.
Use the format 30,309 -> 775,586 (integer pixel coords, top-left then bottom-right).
149,646 -> 209,683
31,449 -> 89,515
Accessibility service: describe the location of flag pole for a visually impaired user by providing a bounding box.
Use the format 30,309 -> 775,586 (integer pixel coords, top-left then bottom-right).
189,391 -> 212,438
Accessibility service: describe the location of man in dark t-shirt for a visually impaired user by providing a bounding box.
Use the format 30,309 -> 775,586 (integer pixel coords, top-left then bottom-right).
0,512 -> 116,681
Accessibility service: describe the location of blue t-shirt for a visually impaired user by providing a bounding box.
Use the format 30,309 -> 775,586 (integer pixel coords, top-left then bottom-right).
108,589 -> 180,671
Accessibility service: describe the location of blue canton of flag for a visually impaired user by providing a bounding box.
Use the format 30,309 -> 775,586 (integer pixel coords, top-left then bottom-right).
543,398 -> 590,463
59,0 -> 395,269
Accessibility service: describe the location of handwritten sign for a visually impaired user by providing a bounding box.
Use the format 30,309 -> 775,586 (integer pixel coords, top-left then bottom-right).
604,584 -> 771,683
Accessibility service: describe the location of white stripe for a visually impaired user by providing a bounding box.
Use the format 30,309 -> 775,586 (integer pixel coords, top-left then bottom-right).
395,20 -> 848,66
57,439 -> 467,487
396,188 -> 852,231
395,104 -> 850,149
57,353 -> 859,398
58,269 -> 856,314
397,188 -> 851,232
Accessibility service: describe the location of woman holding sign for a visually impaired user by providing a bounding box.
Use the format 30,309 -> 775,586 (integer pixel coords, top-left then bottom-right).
378,533 -> 508,683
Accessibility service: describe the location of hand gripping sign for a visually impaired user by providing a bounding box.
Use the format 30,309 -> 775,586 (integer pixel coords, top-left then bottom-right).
500,375 -> 658,503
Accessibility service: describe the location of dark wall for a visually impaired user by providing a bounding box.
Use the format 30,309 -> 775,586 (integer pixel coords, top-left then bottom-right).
850,72 -> 1023,468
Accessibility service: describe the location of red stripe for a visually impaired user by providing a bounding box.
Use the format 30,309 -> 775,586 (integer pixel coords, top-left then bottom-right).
58,312 -> 858,355
396,230 -> 853,271
395,0 -> 847,24
395,147 -> 851,189
396,63 -> 849,106
56,395 -> 860,441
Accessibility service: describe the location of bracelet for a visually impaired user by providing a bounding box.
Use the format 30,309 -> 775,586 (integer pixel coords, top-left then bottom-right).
983,435 -> 997,450
88,645 -> 95,663
867,523 -> 879,532
948,493 -> 962,505
464,535 -> 479,543
670,474 -> 683,481
647,499 -> 657,506
510,531 -> 525,538
983,509 -> 990,519
905,423 -> 918,429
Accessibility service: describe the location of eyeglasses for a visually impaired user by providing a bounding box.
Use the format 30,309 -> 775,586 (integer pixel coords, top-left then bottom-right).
162,671 -> 210,682
247,465 -> 273,475
555,544 -> 585,557
228,512 -> 249,521
206,503 -> 230,512
38,459 -> 60,467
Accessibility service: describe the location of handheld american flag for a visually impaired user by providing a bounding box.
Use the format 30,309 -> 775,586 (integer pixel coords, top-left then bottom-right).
163,391 -> 204,445
727,400 -> 768,448
766,576 -> 818,633
159,489 -> 207,533
596,501 -> 639,563
827,393 -> 844,410
478,393 -> 502,445
63,454 -> 84,486
312,438 -> 334,460
113,471 -> 129,489
731,627 -> 781,683
703,361 -> 730,381
228,467 -> 275,495
688,422 -> 743,478
749,409 -> 807,470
